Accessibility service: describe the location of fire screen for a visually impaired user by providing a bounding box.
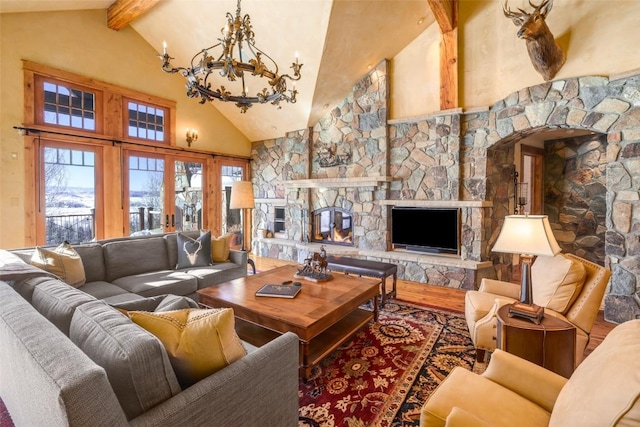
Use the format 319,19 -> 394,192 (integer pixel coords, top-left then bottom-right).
311,207 -> 353,246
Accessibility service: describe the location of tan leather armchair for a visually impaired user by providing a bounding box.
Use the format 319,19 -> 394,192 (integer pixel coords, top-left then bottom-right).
465,254 -> 610,365
420,319 -> 640,427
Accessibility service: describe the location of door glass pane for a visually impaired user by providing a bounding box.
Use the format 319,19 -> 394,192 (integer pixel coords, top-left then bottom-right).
128,155 -> 164,235
43,146 -> 96,244
175,161 -> 203,232
221,165 -> 244,249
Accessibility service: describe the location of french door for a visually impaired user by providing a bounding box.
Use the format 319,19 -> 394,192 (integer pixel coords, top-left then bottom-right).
37,140 -> 103,244
124,151 -> 205,236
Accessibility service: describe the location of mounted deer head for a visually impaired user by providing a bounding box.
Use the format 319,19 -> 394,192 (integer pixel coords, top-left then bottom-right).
503,0 -> 565,81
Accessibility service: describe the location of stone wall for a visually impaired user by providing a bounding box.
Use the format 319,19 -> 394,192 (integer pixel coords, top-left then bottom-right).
251,70 -> 640,323
544,134 -> 608,265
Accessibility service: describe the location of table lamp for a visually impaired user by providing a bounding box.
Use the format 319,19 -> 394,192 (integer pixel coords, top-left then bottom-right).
492,214 -> 561,323
229,181 -> 255,252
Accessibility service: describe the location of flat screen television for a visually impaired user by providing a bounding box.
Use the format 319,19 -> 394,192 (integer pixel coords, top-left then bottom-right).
391,207 -> 460,255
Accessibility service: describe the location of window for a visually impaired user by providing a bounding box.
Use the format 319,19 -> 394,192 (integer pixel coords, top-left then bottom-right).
126,100 -> 167,142
24,62 -> 249,246
36,75 -> 101,132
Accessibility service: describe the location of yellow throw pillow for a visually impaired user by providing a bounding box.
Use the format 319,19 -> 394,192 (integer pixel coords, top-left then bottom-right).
128,308 -> 247,388
211,233 -> 233,262
30,242 -> 86,287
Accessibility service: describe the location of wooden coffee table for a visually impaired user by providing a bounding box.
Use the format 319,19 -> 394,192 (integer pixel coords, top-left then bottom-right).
197,265 -> 380,379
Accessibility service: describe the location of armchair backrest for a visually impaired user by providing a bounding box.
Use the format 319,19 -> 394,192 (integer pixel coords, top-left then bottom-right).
563,254 -> 611,335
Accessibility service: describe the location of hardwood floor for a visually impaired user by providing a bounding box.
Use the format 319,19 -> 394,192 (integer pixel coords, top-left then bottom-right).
250,255 -> 616,358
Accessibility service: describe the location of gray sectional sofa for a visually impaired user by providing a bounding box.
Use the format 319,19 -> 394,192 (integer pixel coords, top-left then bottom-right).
8,231 -> 248,304
0,233 -> 301,426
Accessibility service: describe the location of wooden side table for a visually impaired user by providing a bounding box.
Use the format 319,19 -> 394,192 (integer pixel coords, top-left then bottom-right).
496,305 -> 576,378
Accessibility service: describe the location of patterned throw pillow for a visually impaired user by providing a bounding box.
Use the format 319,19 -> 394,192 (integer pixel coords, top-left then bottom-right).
211,233 -> 234,262
176,231 -> 212,269
128,308 -> 247,388
30,241 -> 86,287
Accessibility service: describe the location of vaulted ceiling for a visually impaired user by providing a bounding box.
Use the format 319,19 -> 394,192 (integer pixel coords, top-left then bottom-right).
0,0 -> 437,141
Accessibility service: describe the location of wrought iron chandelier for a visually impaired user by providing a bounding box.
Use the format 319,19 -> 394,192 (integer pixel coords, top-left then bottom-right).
158,0 -> 302,113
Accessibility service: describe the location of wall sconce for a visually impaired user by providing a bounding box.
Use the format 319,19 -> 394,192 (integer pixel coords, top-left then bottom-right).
517,182 -> 529,214
186,129 -> 198,147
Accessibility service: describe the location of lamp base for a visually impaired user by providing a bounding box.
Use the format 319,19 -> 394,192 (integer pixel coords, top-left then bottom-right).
508,302 -> 544,324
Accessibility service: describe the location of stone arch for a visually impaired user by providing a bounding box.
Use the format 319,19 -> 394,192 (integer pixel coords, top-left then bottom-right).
463,74 -> 640,323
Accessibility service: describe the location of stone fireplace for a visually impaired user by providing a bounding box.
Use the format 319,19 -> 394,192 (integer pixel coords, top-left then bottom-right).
251,61 -> 640,324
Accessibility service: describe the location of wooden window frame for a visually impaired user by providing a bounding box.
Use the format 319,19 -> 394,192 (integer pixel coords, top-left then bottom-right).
23,60 -> 176,145
123,97 -> 170,145
34,75 -> 104,134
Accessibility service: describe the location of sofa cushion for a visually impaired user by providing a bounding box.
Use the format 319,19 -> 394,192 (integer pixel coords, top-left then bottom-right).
128,308 -> 247,388
30,242 -> 86,287
72,243 -> 106,283
70,301 -> 181,420
549,319 -> 640,427
9,275 -> 55,303
31,278 -> 96,335
532,254 -> 586,314
112,270 -> 198,297
211,233 -> 233,262
113,294 -> 199,312
176,231 -> 212,269
183,262 -> 246,289
103,237 -> 170,282
80,280 -> 139,300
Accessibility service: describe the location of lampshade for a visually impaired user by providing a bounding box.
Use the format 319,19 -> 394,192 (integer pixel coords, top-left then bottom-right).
492,215 -> 561,256
229,181 -> 255,210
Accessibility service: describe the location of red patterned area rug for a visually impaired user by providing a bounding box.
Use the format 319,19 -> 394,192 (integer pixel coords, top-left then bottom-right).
298,300 -> 481,427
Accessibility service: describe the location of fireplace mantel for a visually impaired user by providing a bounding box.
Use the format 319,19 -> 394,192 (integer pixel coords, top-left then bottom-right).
378,200 -> 492,208
282,176 -> 394,189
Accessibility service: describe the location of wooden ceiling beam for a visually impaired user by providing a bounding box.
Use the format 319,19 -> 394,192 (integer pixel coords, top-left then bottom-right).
107,0 -> 160,31
427,0 -> 459,110
427,0 -> 456,33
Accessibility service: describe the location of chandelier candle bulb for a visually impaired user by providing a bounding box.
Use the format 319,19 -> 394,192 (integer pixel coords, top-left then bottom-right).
162,41 -> 167,55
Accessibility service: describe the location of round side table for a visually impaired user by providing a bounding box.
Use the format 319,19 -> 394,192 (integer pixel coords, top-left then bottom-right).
496,304 -> 576,378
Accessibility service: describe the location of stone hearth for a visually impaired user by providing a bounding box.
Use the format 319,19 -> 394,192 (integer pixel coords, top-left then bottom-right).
251,61 -> 640,324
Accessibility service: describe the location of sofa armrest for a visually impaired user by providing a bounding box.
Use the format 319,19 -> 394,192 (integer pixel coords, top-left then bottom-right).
478,278 -> 521,299
129,331 -> 299,427
228,249 -> 247,267
0,282 -> 128,426
482,349 -> 567,412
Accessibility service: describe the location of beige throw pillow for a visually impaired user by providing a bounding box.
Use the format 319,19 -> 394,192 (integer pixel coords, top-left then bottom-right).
531,254 -> 586,314
128,308 -> 247,388
30,242 -> 86,287
211,233 -> 233,262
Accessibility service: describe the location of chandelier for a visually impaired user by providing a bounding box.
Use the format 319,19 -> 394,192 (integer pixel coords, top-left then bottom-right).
158,0 -> 303,113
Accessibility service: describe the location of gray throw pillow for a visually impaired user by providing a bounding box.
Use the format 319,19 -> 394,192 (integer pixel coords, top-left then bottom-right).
176,230 -> 211,269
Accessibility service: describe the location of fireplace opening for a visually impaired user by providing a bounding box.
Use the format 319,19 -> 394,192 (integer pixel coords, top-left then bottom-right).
311,207 -> 353,246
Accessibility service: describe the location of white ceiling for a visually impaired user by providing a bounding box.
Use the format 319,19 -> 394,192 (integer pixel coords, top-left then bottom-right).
0,0 -> 434,141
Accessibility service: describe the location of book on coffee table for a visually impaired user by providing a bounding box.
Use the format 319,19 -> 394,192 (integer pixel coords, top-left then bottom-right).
255,283 -> 302,298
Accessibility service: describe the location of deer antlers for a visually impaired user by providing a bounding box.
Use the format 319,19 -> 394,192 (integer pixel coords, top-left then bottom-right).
503,0 -> 553,24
